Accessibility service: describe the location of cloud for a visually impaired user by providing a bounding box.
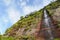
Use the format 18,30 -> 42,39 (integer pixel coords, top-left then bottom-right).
6,7 -> 21,24
20,1 -> 26,6
2,17 -> 9,23
33,0 -> 43,6
22,5 -> 43,15
17,0 -> 27,7
20,0 -> 52,15
3,0 -> 12,6
0,0 -> 55,35
43,0 -> 51,6
3,0 -> 54,25
23,6 -> 35,14
4,0 -> 44,24
18,0 -> 52,15
3,0 -> 21,24
3,19 -> 8,23
19,0 -> 23,2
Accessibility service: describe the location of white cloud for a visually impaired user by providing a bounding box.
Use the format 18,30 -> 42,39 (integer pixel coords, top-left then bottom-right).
23,6 -> 34,14
26,0 -> 29,2
4,0 -> 54,24
22,5 -> 43,15
0,0 -> 55,35
6,7 -> 20,24
20,1 -> 26,6
20,0 -> 54,15
3,19 -> 8,23
3,0 -> 12,6
19,0 -> 29,2
19,0 -> 23,2
2,17 -> 8,23
18,0 -> 44,15
43,0 -> 56,6
18,0 -> 27,7
33,0 -> 43,6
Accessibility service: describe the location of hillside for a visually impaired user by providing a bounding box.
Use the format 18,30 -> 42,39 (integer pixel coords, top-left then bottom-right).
0,0 -> 60,40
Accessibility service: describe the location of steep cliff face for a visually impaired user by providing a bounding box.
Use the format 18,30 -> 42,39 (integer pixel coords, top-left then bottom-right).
4,0 -> 60,40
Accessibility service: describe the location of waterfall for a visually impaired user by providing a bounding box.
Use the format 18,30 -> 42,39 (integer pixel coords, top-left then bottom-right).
41,9 -> 55,40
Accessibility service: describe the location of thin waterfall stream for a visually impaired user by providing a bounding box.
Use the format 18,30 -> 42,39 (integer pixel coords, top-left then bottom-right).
41,9 -> 55,40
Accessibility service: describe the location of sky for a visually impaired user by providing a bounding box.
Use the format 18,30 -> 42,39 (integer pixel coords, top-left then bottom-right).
0,0 -> 55,34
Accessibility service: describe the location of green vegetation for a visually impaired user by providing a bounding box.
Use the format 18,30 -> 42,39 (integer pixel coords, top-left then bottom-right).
0,35 -> 14,40
0,0 -> 60,40
0,35 -> 35,40
54,38 -> 60,40
5,0 -> 60,34
0,35 -> 60,40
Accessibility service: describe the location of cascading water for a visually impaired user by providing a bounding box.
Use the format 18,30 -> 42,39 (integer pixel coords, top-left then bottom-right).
41,9 -> 55,40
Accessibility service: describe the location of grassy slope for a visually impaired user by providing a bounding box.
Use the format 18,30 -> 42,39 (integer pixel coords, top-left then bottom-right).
0,0 -> 60,40
5,0 -> 60,34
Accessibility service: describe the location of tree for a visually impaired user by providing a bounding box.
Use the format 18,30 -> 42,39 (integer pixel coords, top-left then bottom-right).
20,16 -> 24,20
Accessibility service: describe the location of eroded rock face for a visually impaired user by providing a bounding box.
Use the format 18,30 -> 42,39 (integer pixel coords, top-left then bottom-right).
5,5 -> 60,40
53,7 -> 60,22
35,9 -> 60,40
52,7 -> 60,38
